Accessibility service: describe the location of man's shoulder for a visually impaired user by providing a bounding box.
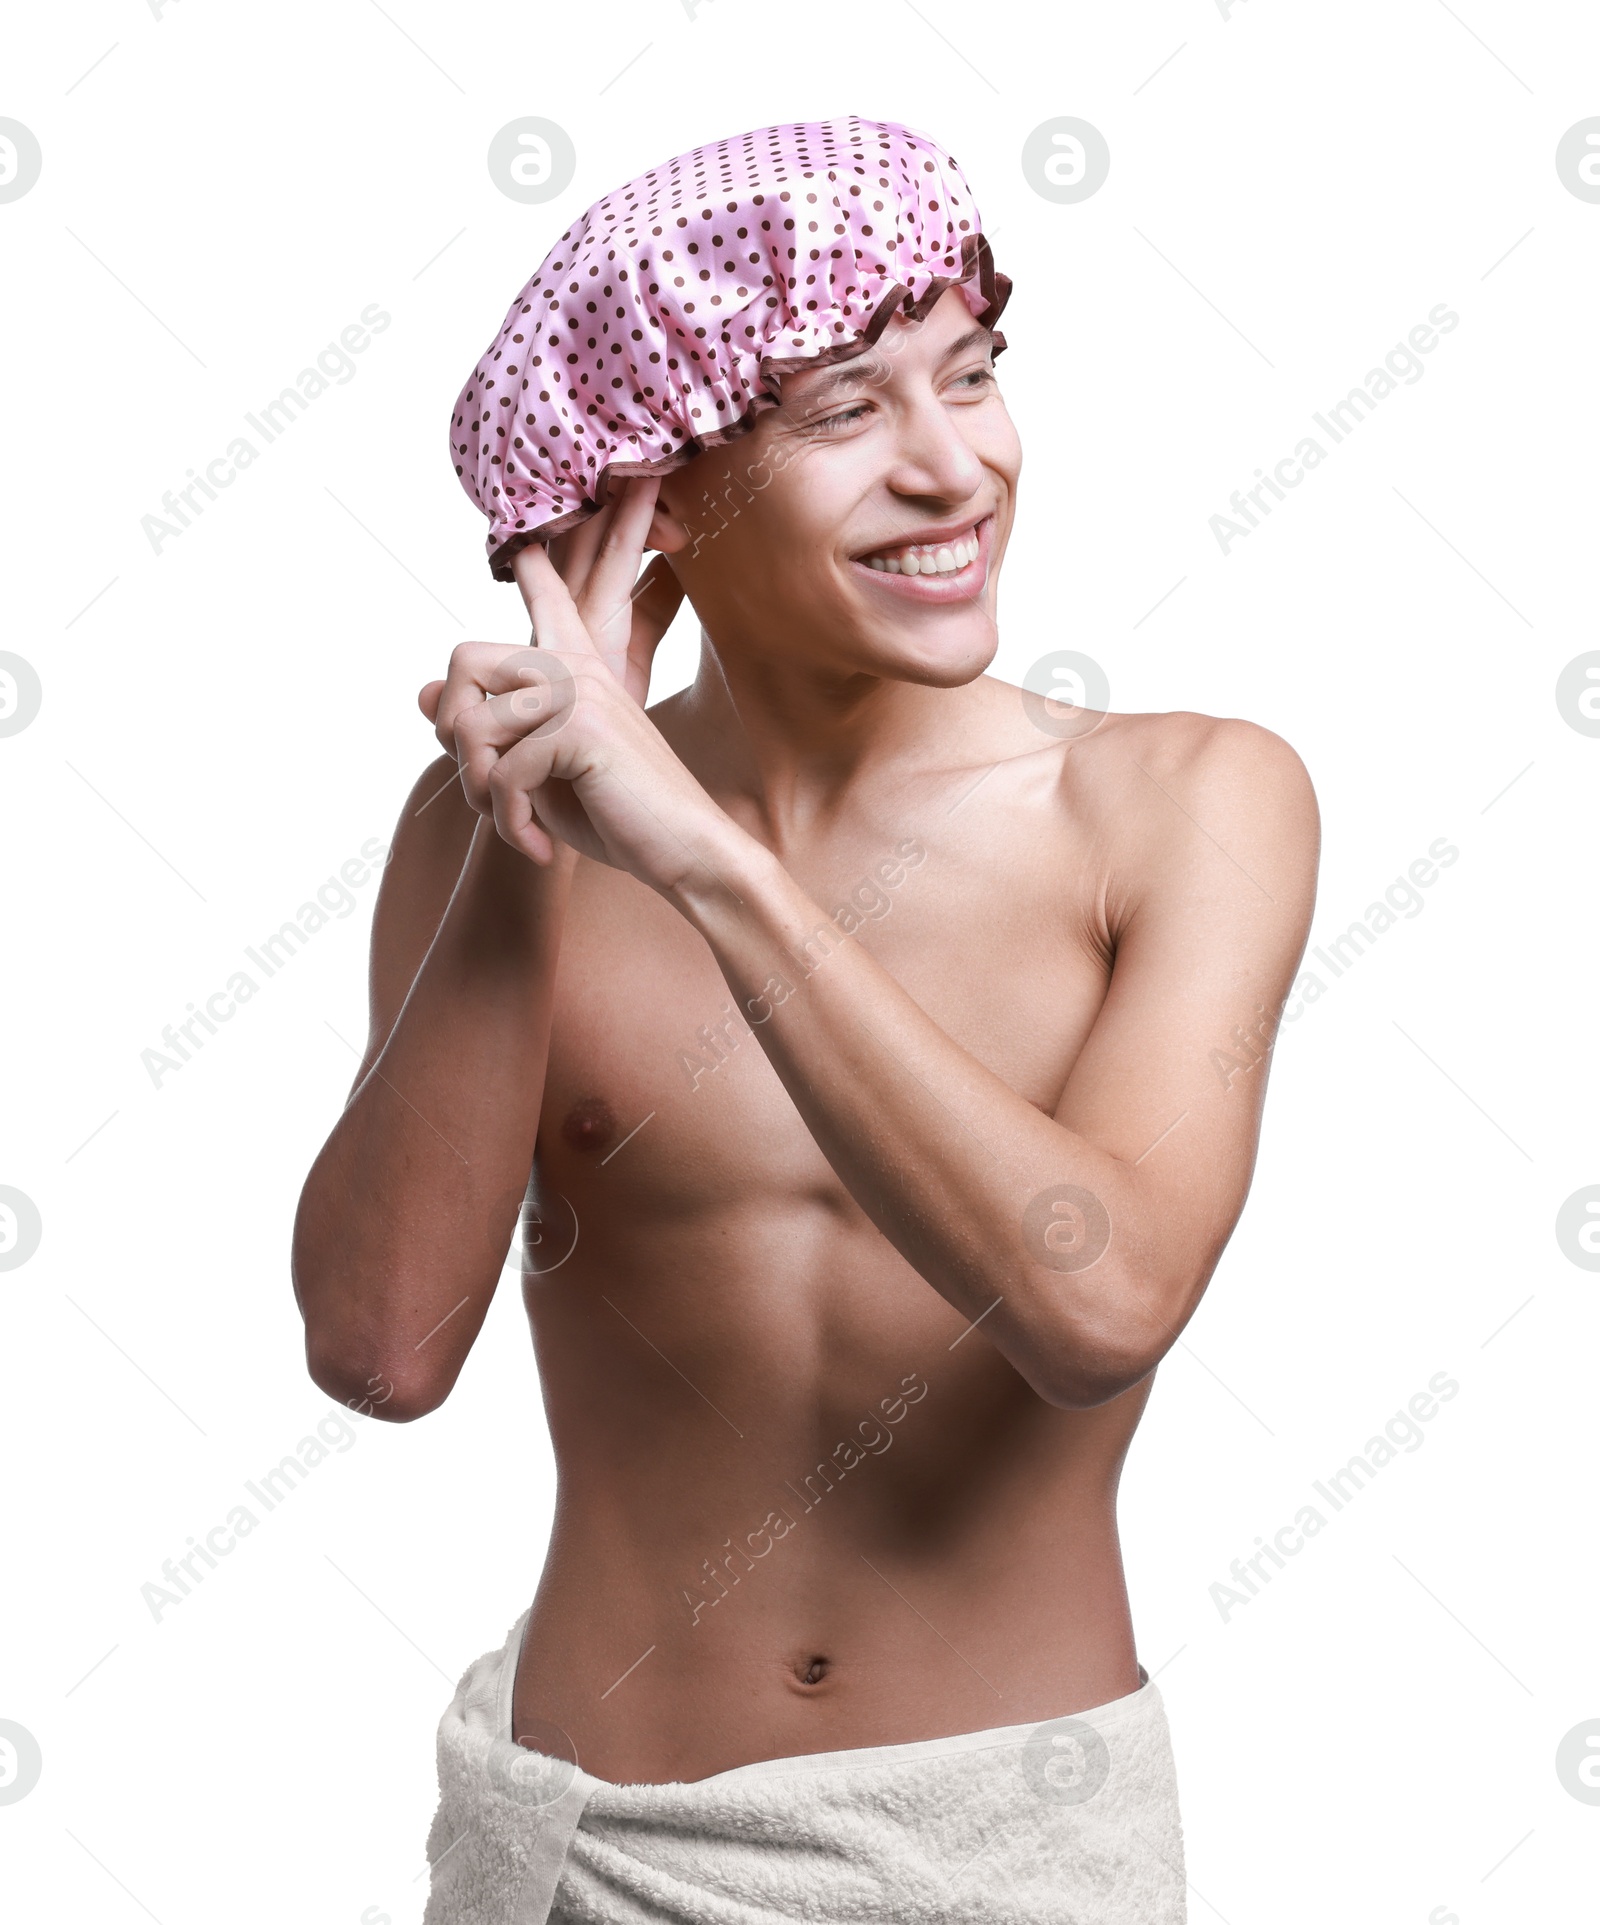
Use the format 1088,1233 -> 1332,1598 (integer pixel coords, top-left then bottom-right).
976,674 -> 1310,792
1040,705 -> 1319,897
1079,707 -> 1313,799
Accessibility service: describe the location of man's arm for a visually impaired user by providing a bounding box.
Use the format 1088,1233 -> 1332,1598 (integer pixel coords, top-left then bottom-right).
291,487 -> 682,1422
469,542 -> 1317,1410
291,749 -> 575,1421
352,753 -> 478,1091
667,717 -> 1318,1408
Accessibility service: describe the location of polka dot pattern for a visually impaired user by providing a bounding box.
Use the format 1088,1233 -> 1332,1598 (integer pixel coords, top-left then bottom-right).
449,115 -> 1011,582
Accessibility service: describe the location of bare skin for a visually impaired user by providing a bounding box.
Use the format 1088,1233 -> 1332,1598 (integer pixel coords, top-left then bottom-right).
293,289 -> 1319,1787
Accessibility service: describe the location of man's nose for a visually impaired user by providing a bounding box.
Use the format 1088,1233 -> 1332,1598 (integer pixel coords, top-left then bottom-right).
885,395 -> 986,503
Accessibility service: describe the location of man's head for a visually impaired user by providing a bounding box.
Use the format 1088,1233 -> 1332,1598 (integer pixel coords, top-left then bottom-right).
451,113 -> 1014,673
643,286 -> 1020,686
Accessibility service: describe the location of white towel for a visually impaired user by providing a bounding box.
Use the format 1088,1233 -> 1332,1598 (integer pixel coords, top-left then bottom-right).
423,1609 -> 1187,1923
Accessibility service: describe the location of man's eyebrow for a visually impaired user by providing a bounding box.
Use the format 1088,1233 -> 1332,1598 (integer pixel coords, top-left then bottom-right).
784,355 -> 891,408
936,325 -> 994,366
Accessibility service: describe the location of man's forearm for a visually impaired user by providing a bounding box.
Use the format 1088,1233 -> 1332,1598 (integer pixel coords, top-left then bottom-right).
669,836 -> 1199,1408
293,822 -> 575,1417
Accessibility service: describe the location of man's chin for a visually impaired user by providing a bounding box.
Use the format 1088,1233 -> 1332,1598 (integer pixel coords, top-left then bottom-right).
854,610 -> 1000,688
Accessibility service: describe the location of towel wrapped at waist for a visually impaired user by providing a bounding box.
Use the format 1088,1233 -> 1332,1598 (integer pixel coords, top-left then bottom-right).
421,1609 -> 1187,1924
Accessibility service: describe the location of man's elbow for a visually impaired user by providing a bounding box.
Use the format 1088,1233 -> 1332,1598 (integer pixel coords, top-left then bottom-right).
1026,1296 -> 1185,1411
304,1341 -> 450,1425
1029,1351 -> 1159,1412
294,1235 -> 461,1423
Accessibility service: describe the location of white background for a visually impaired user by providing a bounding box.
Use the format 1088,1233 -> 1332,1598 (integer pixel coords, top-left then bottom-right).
2,3 -> 1597,1921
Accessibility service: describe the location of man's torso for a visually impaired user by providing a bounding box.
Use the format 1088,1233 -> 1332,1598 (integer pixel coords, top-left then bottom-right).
512,686 -> 1188,1784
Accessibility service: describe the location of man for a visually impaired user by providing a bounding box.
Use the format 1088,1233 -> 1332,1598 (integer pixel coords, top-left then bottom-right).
293,117 -> 1317,1923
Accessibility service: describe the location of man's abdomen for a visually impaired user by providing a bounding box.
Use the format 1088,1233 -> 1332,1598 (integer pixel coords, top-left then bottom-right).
513,1199 -> 1149,1786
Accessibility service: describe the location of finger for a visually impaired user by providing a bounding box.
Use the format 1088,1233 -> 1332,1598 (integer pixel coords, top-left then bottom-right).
433,641 -> 523,752
545,527 -> 574,579
511,542 -> 599,656
509,539 -> 546,635
453,676 -> 571,811
418,679 -> 446,724
622,556 -> 685,701
481,646 -> 582,704
457,659 -> 581,805
630,554 -> 685,648
581,477 -> 663,615
552,498 -> 621,602
487,732 -> 560,864
479,645 -> 543,698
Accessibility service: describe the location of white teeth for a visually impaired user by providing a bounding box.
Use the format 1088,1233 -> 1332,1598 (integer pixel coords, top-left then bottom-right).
860,523 -> 983,574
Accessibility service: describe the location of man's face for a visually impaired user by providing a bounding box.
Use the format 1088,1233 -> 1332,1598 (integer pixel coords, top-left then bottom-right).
653,287 -> 1021,686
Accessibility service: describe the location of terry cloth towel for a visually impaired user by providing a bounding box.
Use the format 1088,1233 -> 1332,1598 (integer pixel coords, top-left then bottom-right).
422,1609 -> 1187,1924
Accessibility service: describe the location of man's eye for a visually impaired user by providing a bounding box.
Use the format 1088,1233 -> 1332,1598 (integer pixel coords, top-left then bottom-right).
953,368 -> 995,392
811,403 -> 871,434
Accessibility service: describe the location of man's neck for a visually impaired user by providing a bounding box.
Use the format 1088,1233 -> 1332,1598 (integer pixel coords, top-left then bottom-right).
662,645 -> 1003,835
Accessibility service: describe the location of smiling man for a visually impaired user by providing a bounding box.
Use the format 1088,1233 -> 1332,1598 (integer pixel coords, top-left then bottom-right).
293,117 -> 1317,1924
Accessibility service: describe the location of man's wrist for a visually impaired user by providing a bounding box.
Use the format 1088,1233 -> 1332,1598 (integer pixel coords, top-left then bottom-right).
665,816 -> 782,934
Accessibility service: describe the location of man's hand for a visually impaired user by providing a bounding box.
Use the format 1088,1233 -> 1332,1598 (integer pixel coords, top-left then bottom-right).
418,476 -> 683,750
420,478 -> 739,895
543,486 -> 686,707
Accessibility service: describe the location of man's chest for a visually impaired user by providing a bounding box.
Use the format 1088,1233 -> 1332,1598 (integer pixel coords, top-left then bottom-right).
534,812 -> 1113,1214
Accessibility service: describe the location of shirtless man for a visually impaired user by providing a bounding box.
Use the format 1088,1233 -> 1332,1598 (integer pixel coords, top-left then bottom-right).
293,118 -> 1317,1922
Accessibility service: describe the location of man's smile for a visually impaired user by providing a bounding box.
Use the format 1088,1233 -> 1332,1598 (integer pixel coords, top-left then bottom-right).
848,513 -> 995,599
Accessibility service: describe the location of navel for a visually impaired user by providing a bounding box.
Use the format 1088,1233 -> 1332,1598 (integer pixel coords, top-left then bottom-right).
561,1096 -> 618,1155
795,1655 -> 830,1687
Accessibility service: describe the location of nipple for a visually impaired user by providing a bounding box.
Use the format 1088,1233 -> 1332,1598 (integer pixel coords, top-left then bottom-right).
562,1096 -> 618,1155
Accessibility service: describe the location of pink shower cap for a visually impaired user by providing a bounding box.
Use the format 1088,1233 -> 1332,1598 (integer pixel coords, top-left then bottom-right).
450,114 -> 1011,581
